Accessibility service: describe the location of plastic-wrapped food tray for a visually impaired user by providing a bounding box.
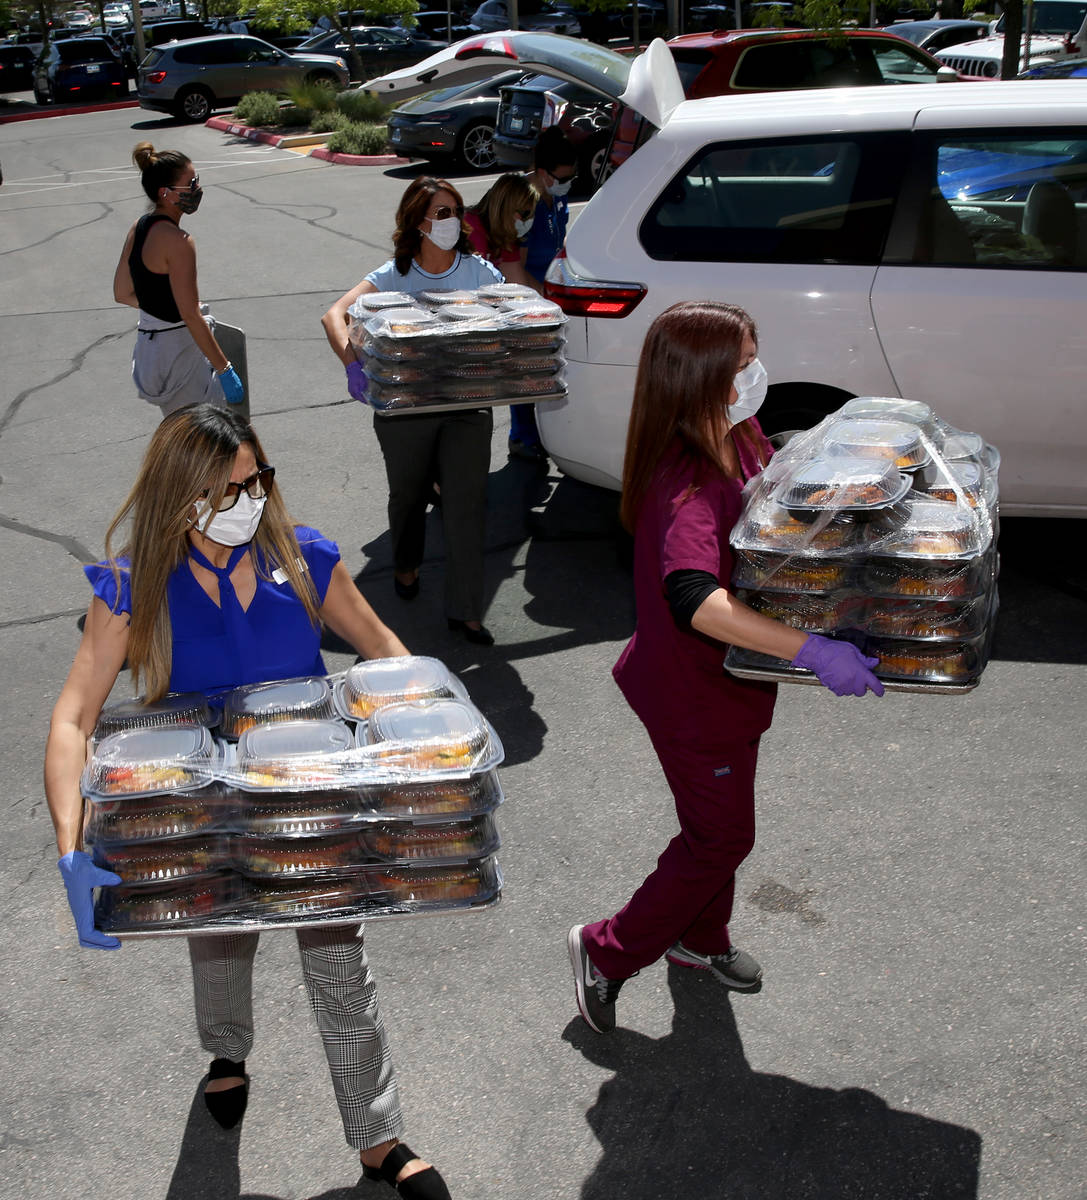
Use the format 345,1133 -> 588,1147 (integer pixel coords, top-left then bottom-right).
738,588 -> 865,634
94,692 -> 216,740
219,676 -> 336,739
355,771 -> 504,822
92,835 -> 229,886
420,289 -> 481,305
476,282 -> 536,301
81,725 -> 217,799
85,791 -> 235,845
364,814 -> 500,864
869,498 -> 991,560
731,495 -> 865,554
732,549 -> 856,593
368,375 -> 566,414
822,417 -> 930,471
862,553 -> 993,600
497,298 -> 565,328
360,698 -> 503,776
781,456 -> 912,512
837,396 -> 938,436
230,790 -> 368,837
235,831 -> 371,877
94,871 -> 235,932
350,291 -> 414,313
723,645 -> 980,693
233,719 -> 356,791
860,596 -> 986,641
333,656 -> 468,721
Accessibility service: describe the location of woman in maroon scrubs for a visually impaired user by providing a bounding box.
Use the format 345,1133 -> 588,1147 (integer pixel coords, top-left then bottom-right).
568,301 -> 884,1034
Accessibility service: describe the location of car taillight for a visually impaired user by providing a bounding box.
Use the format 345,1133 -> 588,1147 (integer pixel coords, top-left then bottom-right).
145,69 -> 166,83
543,250 -> 646,319
542,95 -> 567,129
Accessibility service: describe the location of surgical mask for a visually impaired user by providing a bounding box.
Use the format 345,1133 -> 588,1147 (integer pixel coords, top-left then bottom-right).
514,214 -> 534,239
175,187 -> 203,215
728,358 -> 768,426
547,176 -> 573,198
424,216 -> 462,251
192,491 -> 266,546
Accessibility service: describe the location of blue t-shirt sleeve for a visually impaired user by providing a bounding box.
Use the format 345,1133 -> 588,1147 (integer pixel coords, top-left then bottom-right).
294,525 -> 341,605
83,560 -> 132,616
364,258 -> 406,293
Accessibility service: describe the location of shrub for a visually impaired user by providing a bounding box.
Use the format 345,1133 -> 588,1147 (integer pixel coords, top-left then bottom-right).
335,88 -> 390,124
233,91 -> 282,127
310,111 -> 350,134
325,121 -> 389,157
288,80 -> 337,114
279,105 -> 313,127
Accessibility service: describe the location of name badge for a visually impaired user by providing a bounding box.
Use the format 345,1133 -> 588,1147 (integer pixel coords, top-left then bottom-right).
272,557 -> 308,585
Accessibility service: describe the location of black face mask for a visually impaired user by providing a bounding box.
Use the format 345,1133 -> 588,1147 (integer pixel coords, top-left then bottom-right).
175,187 -> 203,215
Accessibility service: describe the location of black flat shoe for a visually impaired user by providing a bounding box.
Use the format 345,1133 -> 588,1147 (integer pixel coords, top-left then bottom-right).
394,575 -> 420,600
361,1142 -> 451,1199
203,1057 -> 248,1130
447,618 -> 494,646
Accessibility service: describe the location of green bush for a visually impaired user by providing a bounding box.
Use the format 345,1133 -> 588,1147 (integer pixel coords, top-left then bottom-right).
335,88 -> 390,124
325,121 -> 389,157
288,80 -> 337,114
233,91 -> 282,127
310,111 -> 350,134
279,105 -> 313,128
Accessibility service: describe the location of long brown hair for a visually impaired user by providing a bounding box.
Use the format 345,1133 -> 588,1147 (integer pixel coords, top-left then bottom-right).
392,175 -> 473,274
469,172 -> 538,263
619,301 -> 769,533
102,405 -> 320,701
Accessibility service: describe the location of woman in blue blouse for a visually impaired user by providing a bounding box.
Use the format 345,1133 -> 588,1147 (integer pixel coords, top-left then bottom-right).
44,405 -> 451,1200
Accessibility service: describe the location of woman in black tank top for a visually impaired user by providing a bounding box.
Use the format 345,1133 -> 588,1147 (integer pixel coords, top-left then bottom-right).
114,141 -> 244,417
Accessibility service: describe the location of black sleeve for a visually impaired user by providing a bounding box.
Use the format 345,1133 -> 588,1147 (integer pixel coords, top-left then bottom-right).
665,569 -> 721,631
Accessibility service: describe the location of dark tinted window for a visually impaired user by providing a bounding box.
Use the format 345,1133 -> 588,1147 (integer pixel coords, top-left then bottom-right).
641,133 -> 907,264
665,47 -> 713,92
172,39 -> 241,65
57,39 -> 114,62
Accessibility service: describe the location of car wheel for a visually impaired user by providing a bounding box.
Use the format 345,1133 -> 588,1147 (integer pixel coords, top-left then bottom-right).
578,137 -> 610,196
176,86 -> 213,123
758,383 -> 852,438
305,71 -> 339,90
456,119 -> 497,171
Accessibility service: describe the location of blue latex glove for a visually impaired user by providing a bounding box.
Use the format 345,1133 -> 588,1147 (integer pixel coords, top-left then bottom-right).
58,851 -> 122,950
218,365 -> 245,405
792,634 -> 885,698
346,360 -> 369,404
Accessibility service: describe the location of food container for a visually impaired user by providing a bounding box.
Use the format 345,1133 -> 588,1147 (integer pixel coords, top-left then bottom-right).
505,352 -> 564,375
919,461 -> 987,509
361,333 -> 434,363
369,855 -> 502,910
363,814 -> 500,864
350,291 -> 415,313
85,791 -> 235,845
232,875 -> 374,922
94,872 -> 234,932
419,289 -> 480,305
723,642 -> 983,693
780,456 -> 911,513
738,588 -> 865,634
219,676 -> 335,739
82,725 -> 217,799
477,282 -> 537,301
837,396 -> 938,435
861,596 -> 986,640
234,719 -> 356,791
361,698 -> 503,776
867,635 -> 984,683
732,549 -> 855,593
862,555 -> 992,601
333,656 -> 468,721
869,497 -> 990,559
358,771 -> 505,821
364,360 -> 431,387
500,330 -> 565,353
235,831 -> 371,876
94,692 -> 215,739
822,418 -> 930,471
730,495 -> 862,554
92,835 -> 229,886
497,299 -> 565,327
370,307 -> 438,335
503,373 -> 566,398
437,303 -> 497,322
232,790 -> 367,837
441,360 -> 504,379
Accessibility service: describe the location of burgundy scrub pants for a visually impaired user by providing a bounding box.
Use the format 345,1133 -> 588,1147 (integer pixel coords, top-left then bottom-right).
581,732 -> 760,981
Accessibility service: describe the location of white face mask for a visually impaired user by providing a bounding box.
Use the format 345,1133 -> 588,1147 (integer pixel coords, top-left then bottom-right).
728,358 -> 768,426
192,491 -> 266,546
547,176 -> 573,198
423,216 -> 462,251
514,214 -> 534,239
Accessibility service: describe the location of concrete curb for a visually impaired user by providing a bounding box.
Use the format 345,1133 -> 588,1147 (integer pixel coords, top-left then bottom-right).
310,145 -> 411,166
0,97 -> 138,124
205,116 -> 409,165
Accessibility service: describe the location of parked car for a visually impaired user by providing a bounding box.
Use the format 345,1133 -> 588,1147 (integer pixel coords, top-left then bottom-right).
366,33 -> 1087,515
386,70 -> 523,170
137,35 -> 348,121
934,0 -> 1087,77
1019,53 -> 1087,76
64,10 -> 94,29
297,25 -> 446,81
393,11 -> 475,43
34,35 -> 127,102
469,0 -> 581,36
883,18 -> 990,54
0,44 -> 36,92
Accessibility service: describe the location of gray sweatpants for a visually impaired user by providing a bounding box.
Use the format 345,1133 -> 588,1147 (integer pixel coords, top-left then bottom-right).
187,927 -> 404,1150
132,310 -> 226,418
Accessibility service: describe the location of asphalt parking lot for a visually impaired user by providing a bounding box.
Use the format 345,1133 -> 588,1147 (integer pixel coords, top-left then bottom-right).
0,105 -> 1084,1200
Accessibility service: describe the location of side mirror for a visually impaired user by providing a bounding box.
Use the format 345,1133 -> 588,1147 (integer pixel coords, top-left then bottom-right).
936,65 -> 959,82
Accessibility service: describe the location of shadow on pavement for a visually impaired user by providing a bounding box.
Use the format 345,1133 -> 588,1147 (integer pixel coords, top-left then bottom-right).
563,964 -> 982,1200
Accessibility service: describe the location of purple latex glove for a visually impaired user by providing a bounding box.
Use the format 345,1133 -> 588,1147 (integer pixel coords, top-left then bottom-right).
58,850 -> 122,950
345,360 -> 369,404
792,634 -> 885,698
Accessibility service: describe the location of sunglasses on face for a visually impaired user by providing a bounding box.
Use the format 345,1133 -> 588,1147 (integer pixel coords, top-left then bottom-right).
169,174 -> 200,193
428,204 -> 464,221
204,464 -> 275,512
517,208 -> 533,219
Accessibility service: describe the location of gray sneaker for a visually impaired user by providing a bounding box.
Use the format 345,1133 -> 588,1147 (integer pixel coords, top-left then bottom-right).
568,925 -> 625,1034
665,942 -> 763,991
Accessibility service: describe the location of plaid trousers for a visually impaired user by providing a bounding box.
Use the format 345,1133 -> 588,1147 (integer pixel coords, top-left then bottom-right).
187,926 -> 404,1150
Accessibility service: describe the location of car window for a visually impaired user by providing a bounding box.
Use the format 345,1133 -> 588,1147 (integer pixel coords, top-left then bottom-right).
173,39 -> 242,65
370,29 -> 410,45
868,42 -> 940,81
641,134 -> 907,264
995,1 -> 1087,34
57,39 -> 111,62
732,42 -> 877,89
896,131 -> 1087,268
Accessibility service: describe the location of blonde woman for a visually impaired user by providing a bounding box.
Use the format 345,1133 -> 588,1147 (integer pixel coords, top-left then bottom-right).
113,142 -> 244,417
44,405 -> 451,1199
463,171 -> 538,289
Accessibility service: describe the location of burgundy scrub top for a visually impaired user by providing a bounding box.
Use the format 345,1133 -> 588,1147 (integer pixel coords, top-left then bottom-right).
613,431 -> 778,743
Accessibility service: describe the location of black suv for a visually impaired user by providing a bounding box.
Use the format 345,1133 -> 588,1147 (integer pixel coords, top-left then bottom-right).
34,36 -> 128,103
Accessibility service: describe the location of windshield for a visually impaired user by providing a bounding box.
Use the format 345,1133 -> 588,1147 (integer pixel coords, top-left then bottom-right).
996,1 -> 1087,34
58,39 -> 114,62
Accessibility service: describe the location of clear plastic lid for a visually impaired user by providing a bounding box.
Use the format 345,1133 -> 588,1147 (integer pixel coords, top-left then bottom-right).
500,330 -> 564,352
442,360 -> 504,379
438,303 -> 496,322
82,725 -> 216,799
477,282 -> 536,301
351,291 -> 414,313
234,875 -> 374,921
420,289 -> 480,305
93,836 -> 228,886
370,856 -> 501,909
822,418 -> 929,470
732,549 -> 855,593
219,677 -> 335,739
861,596 -> 986,641
503,373 -> 566,398
870,498 -> 987,559
739,588 -> 864,634
94,693 -> 214,739
236,831 -> 370,877
365,307 -> 439,338
730,494 -> 862,554
365,360 -> 430,386
497,299 -> 564,327
233,791 -> 367,837
863,555 -> 991,601
95,874 -> 233,932
360,771 -> 504,821
440,332 -> 506,357
938,430 -> 985,461
506,352 -> 563,375
838,396 -> 936,432
85,792 -> 235,845
335,656 -> 467,721
235,719 -> 355,790
362,698 -> 502,775
868,635 -> 983,683
781,456 -> 911,512
364,814 -> 499,864
436,378 -> 503,401
920,462 -> 986,509
362,333 -> 433,363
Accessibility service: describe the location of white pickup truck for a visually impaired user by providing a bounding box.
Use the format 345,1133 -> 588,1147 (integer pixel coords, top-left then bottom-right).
935,0 -> 1087,76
